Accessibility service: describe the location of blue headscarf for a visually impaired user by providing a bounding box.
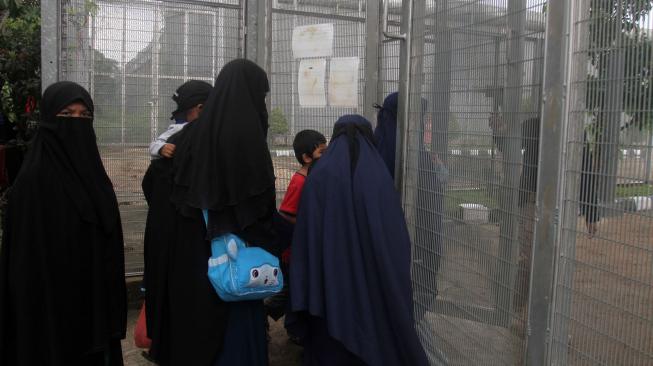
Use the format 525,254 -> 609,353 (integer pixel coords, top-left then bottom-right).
374,92 -> 399,178
289,114 -> 429,366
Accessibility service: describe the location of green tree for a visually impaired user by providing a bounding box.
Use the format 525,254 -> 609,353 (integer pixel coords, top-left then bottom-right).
0,0 -> 39,18
0,0 -> 40,140
269,107 -> 289,136
585,0 -> 653,201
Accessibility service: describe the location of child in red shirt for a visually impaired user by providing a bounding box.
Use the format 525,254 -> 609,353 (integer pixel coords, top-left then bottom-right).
265,130 -> 326,324
279,130 -> 327,229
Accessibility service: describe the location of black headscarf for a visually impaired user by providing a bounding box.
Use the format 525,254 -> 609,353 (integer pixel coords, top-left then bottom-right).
172,59 -> 275,239
0,81 -> 126,365
35,81 -> 119,231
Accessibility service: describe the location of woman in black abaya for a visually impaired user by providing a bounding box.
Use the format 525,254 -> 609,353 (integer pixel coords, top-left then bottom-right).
0,81 -> 127,366
155,59 -> 275,366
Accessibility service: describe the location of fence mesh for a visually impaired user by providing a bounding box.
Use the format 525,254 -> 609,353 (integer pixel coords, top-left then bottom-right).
49,0 -> 653,363
404,0 -> 547,364
550,1 -> 653,365
59,0 -> 242,273
269,0 -> 367,204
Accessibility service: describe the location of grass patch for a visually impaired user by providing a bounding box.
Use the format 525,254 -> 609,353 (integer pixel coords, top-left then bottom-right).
616,184 -> 653,198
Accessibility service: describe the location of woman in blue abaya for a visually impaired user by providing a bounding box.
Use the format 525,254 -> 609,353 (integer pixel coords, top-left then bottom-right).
288,114 -> 429,366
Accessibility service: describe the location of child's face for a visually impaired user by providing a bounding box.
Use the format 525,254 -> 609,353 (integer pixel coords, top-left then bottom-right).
312,143 -> 327,160
303,143 -> 327,166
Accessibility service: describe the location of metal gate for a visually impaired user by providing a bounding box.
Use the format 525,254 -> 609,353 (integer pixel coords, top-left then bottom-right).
399,0 -> 653,365
45,0 -> 244,274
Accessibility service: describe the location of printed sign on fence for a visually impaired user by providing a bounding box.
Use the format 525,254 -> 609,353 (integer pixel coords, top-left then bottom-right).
328,57 -> 360,107
298,59 -> 327,107
292,23 -> 334,59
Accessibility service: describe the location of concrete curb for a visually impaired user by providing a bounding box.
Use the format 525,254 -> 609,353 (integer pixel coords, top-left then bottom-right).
612,195 -> 653,213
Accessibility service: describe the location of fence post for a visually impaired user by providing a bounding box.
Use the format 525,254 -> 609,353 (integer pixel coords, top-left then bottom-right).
394,0 -> 415,198
525,0 -> 569,364
244,0 -> 272,73
645,130 -> 653,183
548,1 -> 590,364
430,0 -> 452,164
41,1 -> 60,91
495,0 -> 526,328
363,0 -> 380,123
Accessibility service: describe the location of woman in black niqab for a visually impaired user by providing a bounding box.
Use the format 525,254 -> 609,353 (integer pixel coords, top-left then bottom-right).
159,59 -> 275,366
0,81 -> 127,366
172,58 -> 275,244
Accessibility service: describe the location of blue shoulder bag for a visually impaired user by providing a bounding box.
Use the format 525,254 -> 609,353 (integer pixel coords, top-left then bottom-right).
203,210 -> 283,302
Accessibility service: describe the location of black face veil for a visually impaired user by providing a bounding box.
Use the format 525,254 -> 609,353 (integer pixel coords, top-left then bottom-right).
0,81 -> 126,365
32,81 -> 118,231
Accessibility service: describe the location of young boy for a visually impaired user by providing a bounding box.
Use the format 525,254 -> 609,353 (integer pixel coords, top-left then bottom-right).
265,130 -> 326,324
149,80 -> 212,159
279,130 -> 327,224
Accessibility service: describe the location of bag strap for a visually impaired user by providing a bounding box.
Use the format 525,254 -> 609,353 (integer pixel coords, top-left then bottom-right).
202,209 -> 224,258
202,209 -> 209,226
202,210 -> 247,258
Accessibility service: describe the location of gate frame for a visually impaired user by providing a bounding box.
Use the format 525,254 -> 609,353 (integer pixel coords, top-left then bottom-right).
525,0 -> 571,364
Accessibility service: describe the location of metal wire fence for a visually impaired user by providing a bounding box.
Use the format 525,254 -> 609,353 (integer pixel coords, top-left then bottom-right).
48,0 -> 653,363
403,1 -> 547,364
57,0 -> 242,274
550,1 -> 653,365
401,0 -> 652,364
269,0 -> 368,203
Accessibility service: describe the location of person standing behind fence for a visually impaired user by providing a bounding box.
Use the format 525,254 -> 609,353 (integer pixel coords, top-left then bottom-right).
580,133 -> 600,237
149,80 -> 212,159
288,115 -> 429,366
140,80 -> 212,361
374,93 -> 448,364
374,92 -> 399,178
156,59 -> 277,366
374,92 -> 447,314
0,81 -> 127,366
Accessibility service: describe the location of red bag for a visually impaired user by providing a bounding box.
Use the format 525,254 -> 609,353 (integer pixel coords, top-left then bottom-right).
134,301 -> 152,349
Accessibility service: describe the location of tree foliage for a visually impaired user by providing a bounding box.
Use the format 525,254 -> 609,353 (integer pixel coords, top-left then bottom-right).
586,0 -> 653,133
0,0 -> 40,139
585,0 -> 652,202
269,107 -> 289,135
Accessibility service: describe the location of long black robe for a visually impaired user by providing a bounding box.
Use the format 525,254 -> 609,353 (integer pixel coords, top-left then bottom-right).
152,59 -> 274,366
0,81 -> 126,366
141,156 -> 175,362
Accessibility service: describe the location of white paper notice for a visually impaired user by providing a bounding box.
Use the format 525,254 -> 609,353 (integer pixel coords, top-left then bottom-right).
298,59 -> 327,107
292,24 -> 334,59
328,57 -> 360,107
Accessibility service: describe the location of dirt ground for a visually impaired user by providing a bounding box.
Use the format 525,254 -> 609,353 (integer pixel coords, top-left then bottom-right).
121,309 -> 302,366
420,212 -> 652,365
564,213 -> 653,366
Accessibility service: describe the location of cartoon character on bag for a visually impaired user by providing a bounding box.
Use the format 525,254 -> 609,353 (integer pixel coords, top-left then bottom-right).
206,229 -> 283,302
